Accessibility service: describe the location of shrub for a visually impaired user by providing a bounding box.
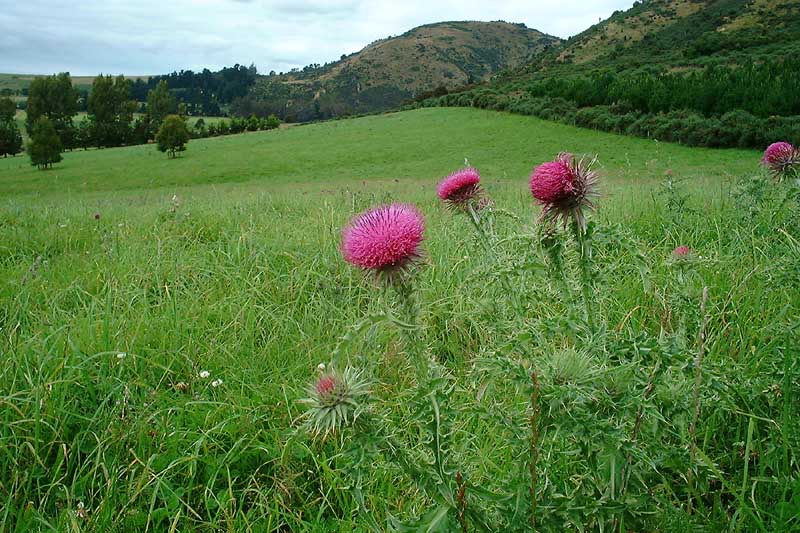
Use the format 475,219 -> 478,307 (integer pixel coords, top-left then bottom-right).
155,115 -> 190,158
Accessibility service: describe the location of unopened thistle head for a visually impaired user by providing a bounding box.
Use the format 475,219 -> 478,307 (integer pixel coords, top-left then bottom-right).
761,142 -> 799,179
437,167 -> 486,211
300,365 -> 370,437
341,203 -> 425,279
530,153 -> 599,231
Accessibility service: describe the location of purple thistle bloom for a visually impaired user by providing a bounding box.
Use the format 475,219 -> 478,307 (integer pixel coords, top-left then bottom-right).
437,167 -> 485,210
341,203 -> 425,276
530,153 -> 599,230
761,142 -> 800,179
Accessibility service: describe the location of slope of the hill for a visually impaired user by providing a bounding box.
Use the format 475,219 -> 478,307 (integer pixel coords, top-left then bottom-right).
234,21 -> 561,122
413,1 -> 800,149
524,0 -> 800,74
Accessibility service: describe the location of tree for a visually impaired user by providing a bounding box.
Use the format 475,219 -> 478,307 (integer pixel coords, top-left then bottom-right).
0,97 -> 16,122
25,73 -> 78,144
74,118 -> 93,150
0,120 -> 23,157
192,118 -> 207,138
88,74 -> 136,147
145,80 -> 176,138
28,117 -> 63,169
156,115 -> 189,158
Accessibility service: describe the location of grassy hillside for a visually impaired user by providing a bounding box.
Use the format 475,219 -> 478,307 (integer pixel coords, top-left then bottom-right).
526,0 -> 800,73
240,21 -> 560,121
1,108 -> 797,531
0,107 -> 755,197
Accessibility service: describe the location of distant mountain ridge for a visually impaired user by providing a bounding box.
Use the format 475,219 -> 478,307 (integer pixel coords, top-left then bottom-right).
232,21 -> 561,122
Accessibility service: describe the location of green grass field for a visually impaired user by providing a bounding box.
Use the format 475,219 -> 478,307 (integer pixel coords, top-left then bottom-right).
1,108 -> 797,531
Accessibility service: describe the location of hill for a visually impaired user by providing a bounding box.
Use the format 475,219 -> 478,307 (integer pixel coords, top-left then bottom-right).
526,0 -> 800,73
414,1 -> 800,149
233,21 -> 561,122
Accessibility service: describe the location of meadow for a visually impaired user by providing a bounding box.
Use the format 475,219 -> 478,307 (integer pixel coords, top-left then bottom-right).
0,108 -> 797,531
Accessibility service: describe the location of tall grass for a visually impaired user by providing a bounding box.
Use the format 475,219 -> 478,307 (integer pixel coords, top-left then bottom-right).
0,108 -> 797,530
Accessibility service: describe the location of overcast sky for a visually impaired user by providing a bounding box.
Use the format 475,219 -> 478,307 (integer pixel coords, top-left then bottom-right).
0,0 -> 634,76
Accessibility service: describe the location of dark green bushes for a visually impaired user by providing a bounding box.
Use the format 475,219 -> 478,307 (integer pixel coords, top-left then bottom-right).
413,90 -> 800,149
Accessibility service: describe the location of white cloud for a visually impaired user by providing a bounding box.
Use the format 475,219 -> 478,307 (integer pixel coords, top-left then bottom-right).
0,0 -> 633,75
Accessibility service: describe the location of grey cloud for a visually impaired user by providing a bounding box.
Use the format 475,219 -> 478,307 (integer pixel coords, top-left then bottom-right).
1,0 -> 634,75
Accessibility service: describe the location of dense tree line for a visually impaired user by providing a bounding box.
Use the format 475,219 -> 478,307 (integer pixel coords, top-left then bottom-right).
516,57 -> 800,118
130,64 -> 258,116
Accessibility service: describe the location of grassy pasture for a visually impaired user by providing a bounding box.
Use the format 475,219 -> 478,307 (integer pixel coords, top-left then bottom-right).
0,108 -> 797,531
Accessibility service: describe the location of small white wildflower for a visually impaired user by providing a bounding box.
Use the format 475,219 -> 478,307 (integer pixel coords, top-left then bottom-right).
317,363 -> 326,372
199,370 -> 210,379
211,378 -> 223,388
116,352 -> 126,359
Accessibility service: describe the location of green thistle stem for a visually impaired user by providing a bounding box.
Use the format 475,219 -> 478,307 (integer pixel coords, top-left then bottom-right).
571,219 -> 596,333
384,279 -> 424,363
466,204 -> 518,306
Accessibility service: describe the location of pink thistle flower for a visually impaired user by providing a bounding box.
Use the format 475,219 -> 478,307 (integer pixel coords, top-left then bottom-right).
673,245 -> 691,258
437,167 -> 485,210
530,153 -> 599,230
761,142 -> 799,178
341,203 -> 425,277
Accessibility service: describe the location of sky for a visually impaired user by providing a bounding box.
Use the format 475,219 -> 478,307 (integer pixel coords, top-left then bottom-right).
0,0 -> 634,76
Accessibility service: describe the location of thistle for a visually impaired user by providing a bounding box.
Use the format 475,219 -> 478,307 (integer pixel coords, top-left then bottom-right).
437,167 -> 487,212
341,203 -> 425,283
529,152 -> 600,232
761,141 -> 800,180
300,365 -> 371,438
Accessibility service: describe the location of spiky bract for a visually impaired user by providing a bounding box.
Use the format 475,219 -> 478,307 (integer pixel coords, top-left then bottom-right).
300,366 -> 371,437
